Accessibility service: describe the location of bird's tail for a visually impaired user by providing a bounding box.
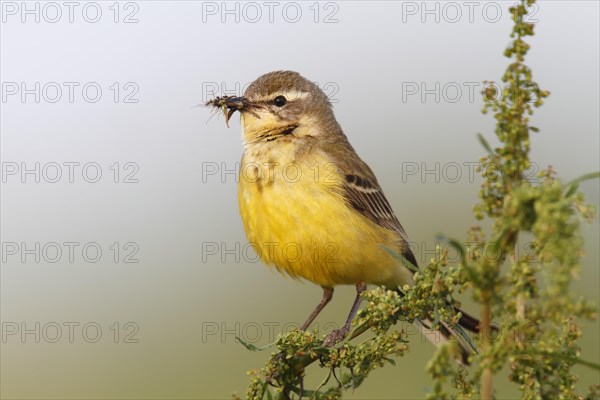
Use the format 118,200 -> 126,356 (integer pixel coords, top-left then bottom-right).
394,288 -> 486,365
416,305 -> 482,365
389,247 -> 493,364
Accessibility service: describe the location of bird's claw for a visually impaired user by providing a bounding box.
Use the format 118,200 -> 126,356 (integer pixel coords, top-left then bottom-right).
323,326 -> 350,347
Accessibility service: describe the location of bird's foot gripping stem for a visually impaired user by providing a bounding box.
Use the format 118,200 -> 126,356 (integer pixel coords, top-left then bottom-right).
323,326 -> 351,347
323,282 -> 367,347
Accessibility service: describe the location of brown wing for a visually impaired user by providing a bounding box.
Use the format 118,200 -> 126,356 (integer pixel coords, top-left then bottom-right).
313,133 -> 417,267
343,174 -> 407,237
343,173 -> 418,268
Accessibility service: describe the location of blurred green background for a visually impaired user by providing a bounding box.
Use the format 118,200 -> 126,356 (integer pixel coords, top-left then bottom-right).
1,1 -> 598,398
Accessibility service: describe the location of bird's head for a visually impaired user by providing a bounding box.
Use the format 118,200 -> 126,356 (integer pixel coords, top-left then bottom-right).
210,71 -> 338,147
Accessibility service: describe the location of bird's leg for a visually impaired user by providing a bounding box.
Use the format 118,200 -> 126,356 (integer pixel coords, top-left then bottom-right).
269,287 -> 333,370
343,282 -> 368,330
324,282 -> 367,346
300,287 -> 334,331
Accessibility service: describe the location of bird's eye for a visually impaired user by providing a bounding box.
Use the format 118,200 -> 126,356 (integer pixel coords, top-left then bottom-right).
273,95 -> 287,107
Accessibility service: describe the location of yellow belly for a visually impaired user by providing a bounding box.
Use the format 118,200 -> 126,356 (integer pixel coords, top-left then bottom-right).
237,145 -> 410,288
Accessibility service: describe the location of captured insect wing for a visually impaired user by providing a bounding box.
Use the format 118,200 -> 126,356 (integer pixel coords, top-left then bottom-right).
205,95 -> 237,128
226,108 -> 236,126
222,103 -> 231,127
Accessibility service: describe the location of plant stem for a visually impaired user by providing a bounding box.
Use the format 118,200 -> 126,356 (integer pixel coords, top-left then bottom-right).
516,293 -> 525,321
481,300 -> 493,400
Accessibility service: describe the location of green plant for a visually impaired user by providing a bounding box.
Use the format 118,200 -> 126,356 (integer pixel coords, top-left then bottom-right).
234,1 -> 599,398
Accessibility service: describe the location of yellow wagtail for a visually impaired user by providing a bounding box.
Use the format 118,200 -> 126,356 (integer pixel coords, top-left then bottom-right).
208,71 -> 481,360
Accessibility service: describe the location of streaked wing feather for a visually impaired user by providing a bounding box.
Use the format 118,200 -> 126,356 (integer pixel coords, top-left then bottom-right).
343,174 -> 418,268
344,174 -> 407,237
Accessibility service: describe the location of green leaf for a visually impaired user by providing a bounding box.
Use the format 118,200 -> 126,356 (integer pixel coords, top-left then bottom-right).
516,350 -> 600,371
435,234 -> 479,283
381,245 -> 419,273
383,357 -> 396,366
236,336 -> 274,352
477,133 -> 494,154
436,234 -> 466,264
565,171 -> 600,196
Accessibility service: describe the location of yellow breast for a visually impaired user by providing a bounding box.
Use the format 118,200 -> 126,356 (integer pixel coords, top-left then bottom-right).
237,141 -> 410,288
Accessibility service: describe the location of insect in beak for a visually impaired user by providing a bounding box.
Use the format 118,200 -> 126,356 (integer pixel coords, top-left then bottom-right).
205,96 -> 247,128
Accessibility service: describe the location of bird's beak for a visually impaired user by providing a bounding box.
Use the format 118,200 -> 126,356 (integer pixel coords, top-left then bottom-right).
222,96 -> 246,111
206,95 -> 258,128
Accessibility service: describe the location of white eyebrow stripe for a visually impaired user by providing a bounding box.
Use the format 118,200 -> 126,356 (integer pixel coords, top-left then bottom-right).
251,90 -> 311,103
